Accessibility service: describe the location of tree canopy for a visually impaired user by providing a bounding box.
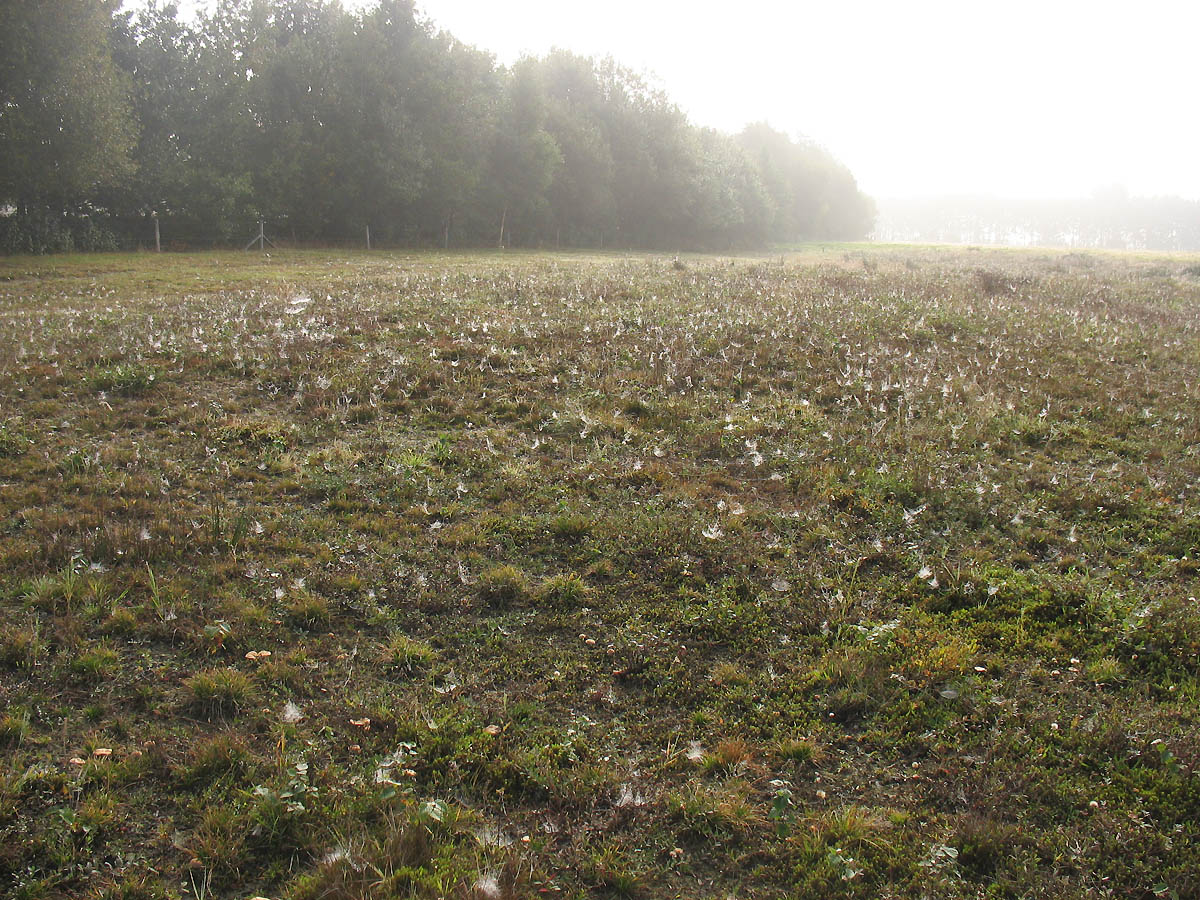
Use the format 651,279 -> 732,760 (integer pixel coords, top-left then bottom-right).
0,0 -> 135,225
0,0 -> 876,252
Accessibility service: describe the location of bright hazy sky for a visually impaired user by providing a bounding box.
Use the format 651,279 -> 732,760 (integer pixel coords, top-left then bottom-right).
177,0 -> 1200,201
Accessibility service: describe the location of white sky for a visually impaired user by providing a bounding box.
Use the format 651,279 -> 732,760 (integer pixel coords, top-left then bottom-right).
174,0 -> 1200,200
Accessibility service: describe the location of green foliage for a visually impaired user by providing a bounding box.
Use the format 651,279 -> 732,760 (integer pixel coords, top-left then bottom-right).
549,512 -> 592,541
70,646 -> 119,683
178,734 -> 252,791
190,805 -> 247,888
0,420 -> 31,457
0,0 -> 134,217
776,737 -> 818,765
0,708 -> 31,747
739,122 -> 875,241
285,591 -> 332,629
382,633 -> 437,675
476,564 -> 531,609
88,364 -> 153,396
1,2 -> 872,250
186,669 -> 256,719
0,214 -> 120,255
0,623 -> 41,670
537,573 -> 589,609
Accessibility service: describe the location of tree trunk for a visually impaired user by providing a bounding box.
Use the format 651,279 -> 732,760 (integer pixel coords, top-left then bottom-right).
497,205 -> 507,249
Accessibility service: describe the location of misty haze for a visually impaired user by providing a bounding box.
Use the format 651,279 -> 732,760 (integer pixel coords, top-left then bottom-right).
1,2 -> 1199,900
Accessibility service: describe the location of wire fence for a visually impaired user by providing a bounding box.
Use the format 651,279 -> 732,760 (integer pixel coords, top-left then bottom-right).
1,214 -> 471,256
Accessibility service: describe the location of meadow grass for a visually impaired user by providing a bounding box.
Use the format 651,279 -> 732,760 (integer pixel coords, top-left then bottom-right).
0,245 -> 1198,898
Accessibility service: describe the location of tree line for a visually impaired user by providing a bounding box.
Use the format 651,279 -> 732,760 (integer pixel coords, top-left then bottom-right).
0,0 -> 875,254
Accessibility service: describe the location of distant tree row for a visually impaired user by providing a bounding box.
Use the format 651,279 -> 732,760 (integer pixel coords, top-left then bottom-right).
874,191 -> 1200,252
0,0 -> 875,253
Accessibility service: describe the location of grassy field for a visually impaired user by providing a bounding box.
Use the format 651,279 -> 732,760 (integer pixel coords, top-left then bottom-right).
0,245 -> 1198,899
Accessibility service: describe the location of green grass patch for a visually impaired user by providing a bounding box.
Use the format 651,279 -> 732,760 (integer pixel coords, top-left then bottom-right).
0,246 -> 1198,898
